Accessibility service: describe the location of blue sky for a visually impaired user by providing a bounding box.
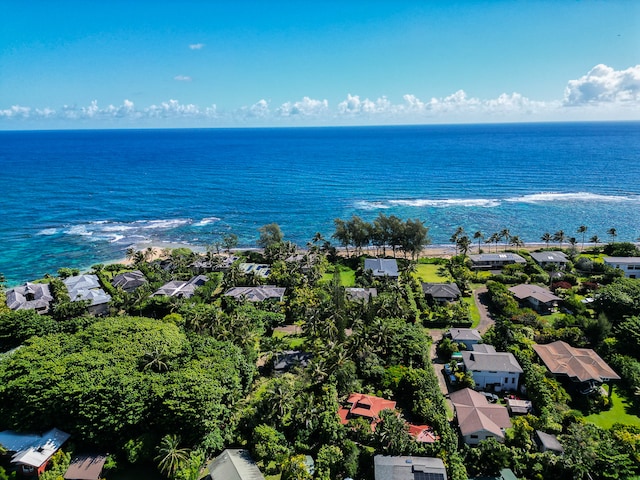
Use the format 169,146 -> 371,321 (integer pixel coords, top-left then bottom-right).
1,1 -> 639,128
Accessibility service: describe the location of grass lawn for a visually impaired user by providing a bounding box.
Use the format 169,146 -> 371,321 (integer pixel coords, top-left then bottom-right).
585,390 -> 640,429
321,267 -> 356,286
413,264 -> 450,283
463,296 -> 481,328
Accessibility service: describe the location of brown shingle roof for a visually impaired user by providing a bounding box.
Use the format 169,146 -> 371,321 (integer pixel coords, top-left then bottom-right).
449,388 -> 511,438
509,284 -> 561,304
533,340 -> 620,383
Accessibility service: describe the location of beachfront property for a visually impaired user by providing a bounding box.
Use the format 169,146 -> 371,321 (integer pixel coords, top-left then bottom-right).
224,285 -> 286,302
191,255 -> 239,273
374,455 -> 447,480
5,282 -> 53,314
533,340 -> 620,394
468,253 -> 526,270
447,328 -> 482,350
603,256 -> 640,278
111,270 -> 147,293
208,449 -> 265,480
0,428 -> 70,477
345,287 -> 378,302
364,258 -> 399,278
238,262 -> 271,278
151,275 -> 208,298
449,388 -> 511,445
422,282 -> 462,304
461,344 -> 523,392
508,284 -> 561,313
63,274 -> 111,316
529,251 -> 569,269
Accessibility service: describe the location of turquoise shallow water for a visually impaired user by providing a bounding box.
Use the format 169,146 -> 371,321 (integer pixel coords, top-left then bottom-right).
0,122 -> 639,285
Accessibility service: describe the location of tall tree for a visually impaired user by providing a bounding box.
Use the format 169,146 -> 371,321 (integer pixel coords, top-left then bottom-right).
258,223 -> 284,249
577,225 -> 588,251
541,232 -> 552,248
590,234 -> 601,250
608,227 -> 618,244
473,230 -> 484,254
332,218 -> 351,257
553,230 -> 566,249
499,228 -> 511,251
155,435 -> 191,478
450,226 -> 465,255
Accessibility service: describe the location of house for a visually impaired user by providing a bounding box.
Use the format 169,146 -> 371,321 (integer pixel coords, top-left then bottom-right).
208,449 -> 265,480
224,285 -> 286,302
469,469 -> 518,480
191,255 -> 238,273
64,453 -> 107,480
604,256 -> 640,278
345,287 -> 378,302
5,282 -> 53,314
508,284 -> 561,313
468,253 -> 526,270
535,430 -> 564,454
374,455 -> 447,480
238,263 -> 271,278
273,351 -> 312,372
111,270 -> 147,292
461,344 -> 523,392
530,251 -> 569,269
449,388 -> 511,445
364,258 -> 399,278
339,393 -> 396,430
422,283 -> 461,304
151,275 -> 208,298
406,424 -> 439,443
0,427 -> 70,477
533,340 -> 620,393
448,328 -> 482,350
63,274 -> 111,316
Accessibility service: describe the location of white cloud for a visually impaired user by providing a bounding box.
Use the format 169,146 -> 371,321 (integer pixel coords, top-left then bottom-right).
242,99 -> 270,118
337,94 -> 394,115
0,105 -> 31,118
174,75 -> 192,82
277,96 -> 328,116
564,64 -> 640,106
189,43 -> 205,50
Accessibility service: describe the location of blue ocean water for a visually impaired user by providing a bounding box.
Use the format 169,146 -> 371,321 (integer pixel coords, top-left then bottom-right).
1,122 -> 639,285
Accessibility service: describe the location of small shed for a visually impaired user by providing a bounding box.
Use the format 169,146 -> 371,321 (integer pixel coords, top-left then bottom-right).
536,430 -> 564,454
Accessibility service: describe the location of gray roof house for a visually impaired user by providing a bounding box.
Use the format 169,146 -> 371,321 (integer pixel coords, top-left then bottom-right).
208,449 -> 265,480
0,427 -> 70,477
509,284 -> 561,313
111,270 -> 147,292
152,275 -> 208,298
461,344 -> 523,392
5,282 -> 53,314
535,430 -> 564,454
63,274 -> 111,315
530,251 -> 569,269
238,263 -> 271,278
469,253 -> 526,270
364,258 -> 399,278
345,287 -> 378,302
604,256 -> 640,278
449,328 -> 482,349
374,455 -> 447,480
224,286 -> 286,302
422,283 -> 461,304
273,351 -> 312,372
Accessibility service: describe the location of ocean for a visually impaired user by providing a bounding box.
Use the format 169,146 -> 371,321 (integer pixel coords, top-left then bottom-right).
1,122 -> 639,286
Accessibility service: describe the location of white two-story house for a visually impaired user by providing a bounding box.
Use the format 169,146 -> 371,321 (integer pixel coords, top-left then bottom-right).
461,344 -> 523,392
604,257 -> 640,279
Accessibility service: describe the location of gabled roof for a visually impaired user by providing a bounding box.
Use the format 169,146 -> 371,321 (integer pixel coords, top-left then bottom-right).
0,428 -> 70,468
422,283 -> 461,300
604,256 -> 640,265
407,424 -> 438,443
450,328 -> 482,343
64,454 -> 107,480
345,287 -> 378,302
374,455 -> 447,480
364,258 -> 399,277
273,351 -> 312,371
530,251 -> 568,264
5,282 -> 53,312
208,449 -> 265,480
63,275 -> 111,306
224,285 -> 286,302
339,393 -> 396,427
536,430 -> 564,453
238,263 -> 271,278
462,348 -> 523,374
469,253 -> 526,264
111,270 -> 147,292
152,275 -> 208,298
533,340 -> 620,383
508,284 -> 561,304
449,388 -> 511,438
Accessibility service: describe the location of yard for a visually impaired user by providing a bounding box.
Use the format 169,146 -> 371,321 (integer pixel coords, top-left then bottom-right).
412,263 -> 450,283
585,390 -> 640,429
320,266 -> 356,286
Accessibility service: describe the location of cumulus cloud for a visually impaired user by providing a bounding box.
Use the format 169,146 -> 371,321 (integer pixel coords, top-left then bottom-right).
277,96 -> 328,116
337,94 -> 393,115
174,75 -> 192,82
0,105 -> 31,118
189,43 -> 205,50
564,64 -> 640,106
242,99 -> 270,118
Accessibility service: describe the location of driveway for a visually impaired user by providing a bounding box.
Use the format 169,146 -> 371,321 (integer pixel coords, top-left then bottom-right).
473,285 -> 494,334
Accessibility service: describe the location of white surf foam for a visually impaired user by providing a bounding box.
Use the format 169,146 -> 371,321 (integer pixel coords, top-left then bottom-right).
37,228 -> 58,236
506,192 -> 637,203
389,198 -> 500,208
194,216 -> 221,227
354,200 -> 391,210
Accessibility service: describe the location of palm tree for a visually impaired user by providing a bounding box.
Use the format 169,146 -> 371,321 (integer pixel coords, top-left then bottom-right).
457,235 -> 472,258
607,227 -> 618,244
510,235 -> 525,249
155,435 -> 190,478
577,225 -> 588,251
500,229 -> 511,251
450,226 -> 465,255
553,230 -> 566,249
589,234 -> 601,250
541,232 -> 552,248
143,347 -> 170,373
473,230 -> 484,254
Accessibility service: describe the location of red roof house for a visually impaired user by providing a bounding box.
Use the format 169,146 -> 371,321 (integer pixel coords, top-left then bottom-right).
339,393 -> 396,430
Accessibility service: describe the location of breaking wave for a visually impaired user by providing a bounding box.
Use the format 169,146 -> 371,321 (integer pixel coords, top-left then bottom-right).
505,192 -> 639,203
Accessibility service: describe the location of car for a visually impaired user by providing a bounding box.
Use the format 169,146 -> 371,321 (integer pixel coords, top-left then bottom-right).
448,374 -> 457,384
480,392 -> 499,403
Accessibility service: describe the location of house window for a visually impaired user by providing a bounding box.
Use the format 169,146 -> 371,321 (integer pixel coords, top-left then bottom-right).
470,434 -> 478,439
505,377 -> 509,383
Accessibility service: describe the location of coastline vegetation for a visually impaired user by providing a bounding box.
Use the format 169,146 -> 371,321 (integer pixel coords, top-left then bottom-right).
0,219 -> 639,480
